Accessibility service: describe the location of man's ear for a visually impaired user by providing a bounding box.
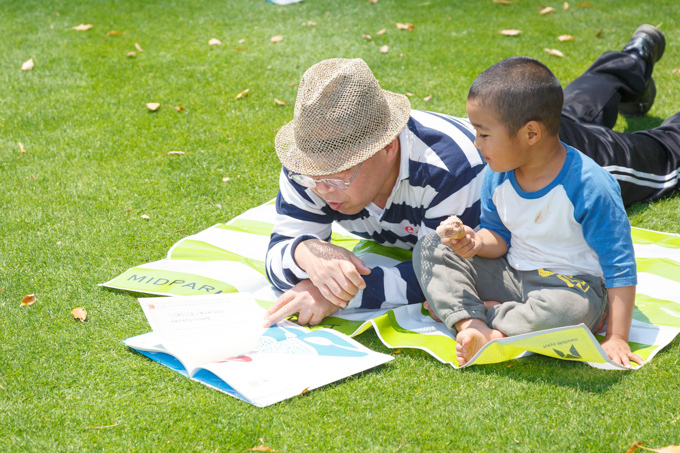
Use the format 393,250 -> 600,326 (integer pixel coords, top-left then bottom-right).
384,137 -> 400,162
523,121 -> 542,145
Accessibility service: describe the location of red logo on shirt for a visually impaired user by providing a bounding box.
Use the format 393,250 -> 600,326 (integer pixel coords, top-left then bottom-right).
405,226 -> 416,234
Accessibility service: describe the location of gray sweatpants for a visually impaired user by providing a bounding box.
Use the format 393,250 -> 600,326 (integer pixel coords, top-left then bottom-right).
413,233 -> 608,336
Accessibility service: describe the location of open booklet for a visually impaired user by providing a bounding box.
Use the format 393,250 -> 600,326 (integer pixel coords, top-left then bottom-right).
124,293 -> 394,407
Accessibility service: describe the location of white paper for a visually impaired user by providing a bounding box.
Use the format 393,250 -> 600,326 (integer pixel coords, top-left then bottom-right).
138,293 -> 266,374
267,0 -> 303,5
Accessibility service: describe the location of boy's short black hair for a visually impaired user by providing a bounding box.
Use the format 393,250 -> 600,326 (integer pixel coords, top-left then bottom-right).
468,56 -> 563,136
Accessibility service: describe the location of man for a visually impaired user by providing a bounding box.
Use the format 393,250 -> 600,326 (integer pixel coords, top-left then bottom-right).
264,57 -> 485,326
264,25 -> 679,327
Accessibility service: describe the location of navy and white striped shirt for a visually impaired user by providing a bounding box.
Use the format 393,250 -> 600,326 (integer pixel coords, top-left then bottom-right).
266,110 -> 486,309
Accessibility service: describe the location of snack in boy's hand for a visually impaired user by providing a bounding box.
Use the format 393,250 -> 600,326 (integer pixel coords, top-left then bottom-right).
436,216 -> 466,240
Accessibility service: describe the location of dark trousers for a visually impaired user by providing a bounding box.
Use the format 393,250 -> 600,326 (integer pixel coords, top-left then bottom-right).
559,51 -> 680,206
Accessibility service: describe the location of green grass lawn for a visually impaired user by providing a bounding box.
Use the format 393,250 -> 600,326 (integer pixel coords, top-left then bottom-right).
2,0 -> 679,451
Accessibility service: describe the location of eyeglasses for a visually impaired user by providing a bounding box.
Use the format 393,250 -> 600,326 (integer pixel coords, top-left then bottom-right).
288,162 -> 363,191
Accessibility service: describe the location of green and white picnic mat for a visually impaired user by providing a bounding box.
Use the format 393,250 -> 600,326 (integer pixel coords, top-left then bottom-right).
102,200 -> 680,369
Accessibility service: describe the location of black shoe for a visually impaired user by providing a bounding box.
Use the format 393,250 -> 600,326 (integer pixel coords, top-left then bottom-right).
621,24 -> 665,78
619,25 -> 665,117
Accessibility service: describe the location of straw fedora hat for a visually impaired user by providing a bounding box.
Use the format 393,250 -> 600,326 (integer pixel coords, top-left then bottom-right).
275,58 -> 411,176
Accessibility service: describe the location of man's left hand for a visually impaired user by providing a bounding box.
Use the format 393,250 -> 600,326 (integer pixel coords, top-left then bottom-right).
263,279 -> 341,327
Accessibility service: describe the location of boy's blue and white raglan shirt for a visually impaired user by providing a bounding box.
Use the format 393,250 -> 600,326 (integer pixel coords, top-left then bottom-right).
266,110 -> 486,309
480,144 -> 637,289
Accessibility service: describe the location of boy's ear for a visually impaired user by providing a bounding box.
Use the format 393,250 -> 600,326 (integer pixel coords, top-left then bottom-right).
522,121 -> 542,145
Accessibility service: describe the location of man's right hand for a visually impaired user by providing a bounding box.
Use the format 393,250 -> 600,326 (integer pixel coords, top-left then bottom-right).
294,239 -> 371,308
263,279 -> 342,327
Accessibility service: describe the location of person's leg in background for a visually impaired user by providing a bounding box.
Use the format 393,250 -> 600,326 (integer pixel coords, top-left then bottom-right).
557,25 -> 680,206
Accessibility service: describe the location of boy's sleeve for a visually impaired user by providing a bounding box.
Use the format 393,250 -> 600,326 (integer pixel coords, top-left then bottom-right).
479,170 -> 512,247
573,166 -> 637,288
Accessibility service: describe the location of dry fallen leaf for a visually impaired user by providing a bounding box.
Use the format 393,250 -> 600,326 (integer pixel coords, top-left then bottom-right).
379,45 -> 389,53
563,1 -> 569,10
270,35 -> 284,43
166,151 -> 185,155
222,177 -> 231,182
146,103 -> 160,111
135,42 -> 144,52
544,48 -> 564,57
247,446 -> 279,453
376,28 -> 386,35
423,95 -> 432,101
126,51 -> 136,57
235,46 -> 245,50
21,294 -> 36,306
21,58 -> 34,71
362,33 -> 372,40
141,214 -> 150,220
274,98 -> 287,106
238,39 -> 246,44
107,30 -> 122,35
369,0 -> 378,3
673,69 -> 680,74
301,21 -> 317,26
628,444 -> 680,453
396,23 -> 414,31
404,92 -> 414,96
595,28 -> 602,38
540,6 -> 556,14
627,441 -> 645,453
209,38 -> 222,46
493,0 -> 513,4
71,307 -> 87,322
19,142 -> 26,155
235,88 -> 250,99
72,24 -> 93,31
558,34 -> 574,41
577,2 -> 591,6
499,29 -> 522,36
175,106 -> 185,111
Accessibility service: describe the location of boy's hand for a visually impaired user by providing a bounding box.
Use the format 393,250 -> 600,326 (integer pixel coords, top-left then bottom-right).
443,226 -> 482,259
603,286 -> 642,368
601,335 -> 645,368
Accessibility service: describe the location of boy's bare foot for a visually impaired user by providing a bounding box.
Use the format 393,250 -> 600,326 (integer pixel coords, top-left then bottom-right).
484,300 -> 501,309
423,301 -> 441,322
454,319 -> 505,366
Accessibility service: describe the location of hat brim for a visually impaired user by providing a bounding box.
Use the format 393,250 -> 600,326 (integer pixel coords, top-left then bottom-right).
275,90 -> 411,176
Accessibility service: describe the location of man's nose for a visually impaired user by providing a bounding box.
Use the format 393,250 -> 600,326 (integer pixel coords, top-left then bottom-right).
315,182 -> 333,194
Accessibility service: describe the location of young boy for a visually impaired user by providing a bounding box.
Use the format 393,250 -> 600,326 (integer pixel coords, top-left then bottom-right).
413,56 -> 643,368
